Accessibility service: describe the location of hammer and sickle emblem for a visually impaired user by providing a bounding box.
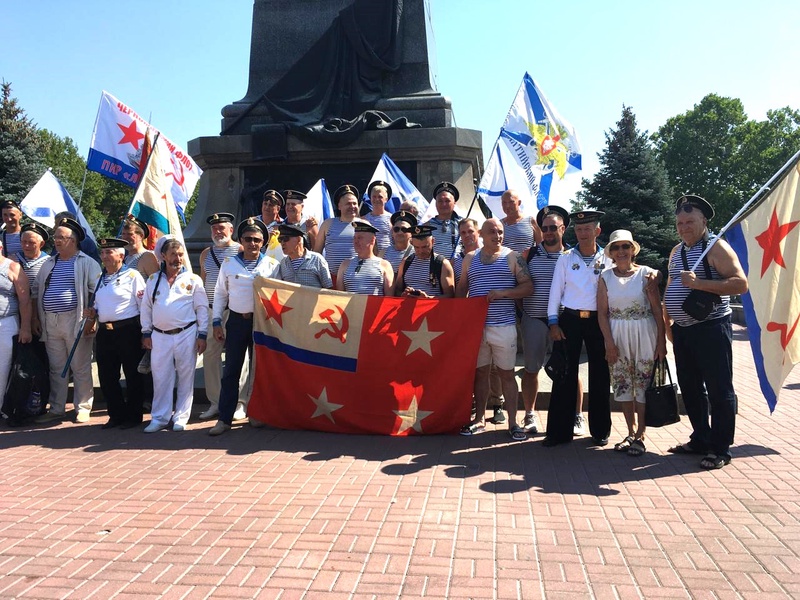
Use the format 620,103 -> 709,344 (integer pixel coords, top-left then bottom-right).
314,306 -> 349,343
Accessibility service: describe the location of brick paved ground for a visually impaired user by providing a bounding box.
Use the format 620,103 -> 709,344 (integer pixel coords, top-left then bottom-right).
1,323 -> 799,599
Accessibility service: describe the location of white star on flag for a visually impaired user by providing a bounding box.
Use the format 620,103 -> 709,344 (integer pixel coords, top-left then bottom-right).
401,317 -> 443,357
309,388 -> 343,423
393,395 -> 433,434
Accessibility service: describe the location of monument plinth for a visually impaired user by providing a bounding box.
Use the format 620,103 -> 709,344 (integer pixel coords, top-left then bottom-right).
186,0 -> 481,255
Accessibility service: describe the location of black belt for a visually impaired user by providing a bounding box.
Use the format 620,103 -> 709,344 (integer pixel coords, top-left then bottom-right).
153,321 -> 197,335
563,308 -> 597,319
230,310 -> 253,320
99,316 -> 139,331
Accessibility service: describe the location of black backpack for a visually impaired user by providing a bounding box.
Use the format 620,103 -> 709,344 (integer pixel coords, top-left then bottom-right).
3,337 -> 50,426
400,253 -> 447,295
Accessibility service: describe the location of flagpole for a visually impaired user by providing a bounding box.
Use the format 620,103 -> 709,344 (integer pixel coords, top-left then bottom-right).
76,165 -> 89,207
690,148 -> 800,270
120,131 -> 161,232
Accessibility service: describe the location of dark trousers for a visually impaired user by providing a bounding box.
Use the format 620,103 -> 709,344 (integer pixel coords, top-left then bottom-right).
546,312 -> 611,443
671,316 -> 736,458
96,322 -> 145,424
218,312 -> 253,425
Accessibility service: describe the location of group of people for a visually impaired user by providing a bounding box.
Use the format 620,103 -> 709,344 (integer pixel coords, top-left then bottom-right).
0,181 -> 747,470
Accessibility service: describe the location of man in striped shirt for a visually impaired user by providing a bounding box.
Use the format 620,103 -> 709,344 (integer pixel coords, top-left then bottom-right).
456,218 -> 533,440
1,199 -> 24,259
276,224 -> 333,289
500,189 -> 542,252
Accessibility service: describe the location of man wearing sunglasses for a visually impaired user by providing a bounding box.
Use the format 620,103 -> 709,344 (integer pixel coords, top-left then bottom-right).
275,223 -> 332,289
379,210 -> 416,274
209,218 -> 280,436
663,194 -> 747,470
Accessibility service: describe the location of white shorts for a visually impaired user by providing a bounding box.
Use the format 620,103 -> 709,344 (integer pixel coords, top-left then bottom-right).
476,325 -> 517,370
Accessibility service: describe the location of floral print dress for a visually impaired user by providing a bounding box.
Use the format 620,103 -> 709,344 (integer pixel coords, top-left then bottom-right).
601,266 -> 658,403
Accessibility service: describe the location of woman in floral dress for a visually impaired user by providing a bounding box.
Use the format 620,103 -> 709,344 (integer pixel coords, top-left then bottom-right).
597,230 -> 666,456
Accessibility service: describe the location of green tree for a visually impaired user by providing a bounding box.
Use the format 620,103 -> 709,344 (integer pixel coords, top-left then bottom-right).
576,106 -> 676,274
0,81 -> 44,204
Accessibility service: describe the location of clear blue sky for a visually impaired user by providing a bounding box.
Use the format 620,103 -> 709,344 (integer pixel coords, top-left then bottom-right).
3,1 -> 799,191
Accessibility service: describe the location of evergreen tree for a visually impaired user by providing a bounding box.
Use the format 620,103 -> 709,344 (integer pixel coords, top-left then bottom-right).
0,81 -> 44,204
577,106 -> 676,274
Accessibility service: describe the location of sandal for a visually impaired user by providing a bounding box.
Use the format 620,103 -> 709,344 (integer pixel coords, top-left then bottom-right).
667,442 -> 705,455
509,426 -> 527,442
699,453 -> 731,470
460,422 -> 485,436
614,436 -> 634,452
628,439 -> 646,457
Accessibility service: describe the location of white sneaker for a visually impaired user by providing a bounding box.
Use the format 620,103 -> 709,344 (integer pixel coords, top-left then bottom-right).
75,410 -> 91,423
573,414 -> 586,436
172,423 -> 186,432
523,412 -> 539,433
233,404 -> 247,421
144,421 -> 167,433
199,407 -> 219,420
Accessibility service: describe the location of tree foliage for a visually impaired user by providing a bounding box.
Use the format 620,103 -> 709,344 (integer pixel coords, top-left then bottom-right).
0,81 -> 44,204
576,106 -> 676,274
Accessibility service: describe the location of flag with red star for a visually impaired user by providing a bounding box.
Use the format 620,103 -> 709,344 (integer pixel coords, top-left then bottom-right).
727,152 -> 800,412
87,91 -> 202,215
248,278 -> 487,435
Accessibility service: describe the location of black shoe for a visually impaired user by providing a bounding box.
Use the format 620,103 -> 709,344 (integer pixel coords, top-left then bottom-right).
593,437 -> 609,446
491,407 -> 506,424
542,437 -> 568,447
101,420 -> 122,430
119,421 -> 143,430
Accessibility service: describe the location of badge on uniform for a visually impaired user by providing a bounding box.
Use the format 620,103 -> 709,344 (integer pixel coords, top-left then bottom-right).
572,264 -> 580,270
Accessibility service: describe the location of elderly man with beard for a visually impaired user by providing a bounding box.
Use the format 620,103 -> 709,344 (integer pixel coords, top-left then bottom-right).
209,218 -> 280,436
276,224 -> 332,289
457,218 -> 533,440
141,239 -> 208,432
394,225 -> 455,298
315,184 -> 360,285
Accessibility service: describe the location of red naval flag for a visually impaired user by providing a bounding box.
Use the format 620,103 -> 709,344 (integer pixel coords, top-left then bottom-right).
248,278 -> 488,435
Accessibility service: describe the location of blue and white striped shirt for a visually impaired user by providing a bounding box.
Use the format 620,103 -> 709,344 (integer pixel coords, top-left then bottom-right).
42,255 -> 78,313
344,257 -> 385,296
365,212 -> 392,254
203,244 -> 241,306
322,218 -> 356,276
467,248 -> 517,326
522,244 -> 566,319
501,218 -> 534,252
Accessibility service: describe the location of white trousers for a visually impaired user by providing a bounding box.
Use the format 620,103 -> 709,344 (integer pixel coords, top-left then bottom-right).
44,312 -> 94,415
204,311 -> 252,410
151,325 -> 198,427
0,315 -> 19,400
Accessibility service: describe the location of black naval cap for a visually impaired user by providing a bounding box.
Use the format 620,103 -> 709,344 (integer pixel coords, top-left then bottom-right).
237,217 -> 268,240
536,205 -> 570,228
124,214 -> 151,238
54,216 -> 86,242
0,199 -> 20,210
368,180 -> 393,199
675,194 -> 715,220
390,210 -> 417,228
334,184 -> 360,203
569,210 -> 605,225
97,237 -> 128,250
21,221 -> 50,243
278,223 -> 306,238
282,190 -> 307,203
410,225 -> 436,239
206,212 -> 235,225
351,219 -> 378,234
262,190 -> 285,206
433,181 -> 459,202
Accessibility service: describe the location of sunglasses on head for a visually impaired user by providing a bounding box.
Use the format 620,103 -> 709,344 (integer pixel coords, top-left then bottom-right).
541,225 -> 561,232
242,236 -> 263,244
393,226 -> 411,233
609,243 -> 633,251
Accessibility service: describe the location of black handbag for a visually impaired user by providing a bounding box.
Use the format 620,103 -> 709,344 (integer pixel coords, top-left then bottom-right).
644,359 -> 680,427
680,241 -> 721,321
544,340 -> 568,382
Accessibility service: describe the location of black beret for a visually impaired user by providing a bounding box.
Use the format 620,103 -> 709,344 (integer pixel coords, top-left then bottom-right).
334,184 -> 360,203
237,217 -> 268,239
282,190 -> 307,203
410,225 -> 436,239
262,190 -> 285,206
536,205 -> 570,228
206,212 -> 235,226
368,180 -> 393,199
390,210 -> 417,228
97,237 -> 128,249
0,200 -> 20,210
20,222 -> 50,243
124,214 -> 151,238
433,181 -> 459,202
54,216 -> 86,242
569,210 -> 605,225
278,223 -> 305,238
675,194 -> 715,220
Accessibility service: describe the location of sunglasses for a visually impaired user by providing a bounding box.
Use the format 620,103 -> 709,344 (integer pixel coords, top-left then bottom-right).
278,235 -> 297,243
541,225 -> 561,232
609,243 -> 633,251
242,236 -> 264,244
393,226 -> 411,233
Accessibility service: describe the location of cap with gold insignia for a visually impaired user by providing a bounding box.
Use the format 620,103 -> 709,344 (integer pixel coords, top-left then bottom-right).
262,190 -> 285,206
282,190 -> 307,203
410,225 -> 436,239
433,181 -> 459,202
675,194 -> 714,219
334,184 -> 360,203
20,221 -> 50,243
206,212 -> 235,225
390,210 -> 417,228
367,180 -> 393,199
124,214 -> 151,238
568,210 -> 605,225
54,216 -> 86,242
277,223 -> 308,247
97,237 -> 128,249
237,217 -> 268,239
536,205 -> 570,228
0,199 -> 20,210
351,219 -> 379,234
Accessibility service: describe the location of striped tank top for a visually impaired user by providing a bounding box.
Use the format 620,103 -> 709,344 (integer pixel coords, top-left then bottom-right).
323,218 -> 356,275
16,251 -> 48,291
2,231 -> 22,258
502,218 -> 534,252
664,237 -> 731,327
468,248 -> 517,326
42,255 -> 78,313
365,212 -> 392,254
425,217 -> 460,258
383,244 -> 413,274
203,244 -> 241,305
522,245 -> 564,319
402,255 -> 443,297
0,259 -> 19,317
344,257 -> 385,296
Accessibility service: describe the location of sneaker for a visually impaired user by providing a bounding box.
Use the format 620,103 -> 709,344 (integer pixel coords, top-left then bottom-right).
491,407 -> 506,424
523,413 -> 539,433
144,421 -> 167,433
35,411 -> 65,424
209,420 -> 231,436
75,410 -> 91,423
199,407 -> 219,420
233,404 -> 247,421
573,414 -> 585,436
172,423 -> 186,432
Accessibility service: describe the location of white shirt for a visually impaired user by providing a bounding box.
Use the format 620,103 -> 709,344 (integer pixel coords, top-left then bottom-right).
212,253 -> 279,321
93,266 -> 146,323
141,269 -> 209,334
547,246 -> 613,322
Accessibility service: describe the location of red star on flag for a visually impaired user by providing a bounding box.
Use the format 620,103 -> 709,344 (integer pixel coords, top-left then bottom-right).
261,291 -> 293,327
117,120 -> 145,150
755,208 -> 800,277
